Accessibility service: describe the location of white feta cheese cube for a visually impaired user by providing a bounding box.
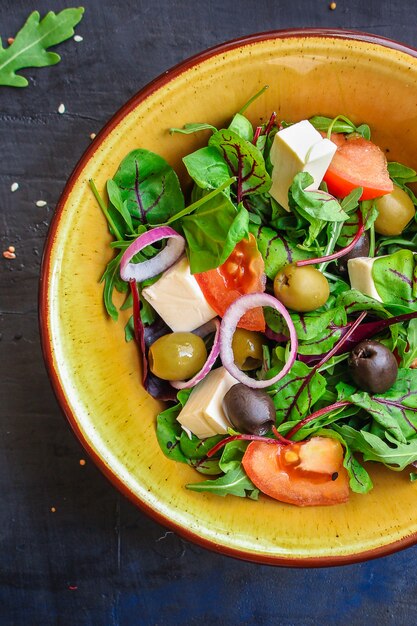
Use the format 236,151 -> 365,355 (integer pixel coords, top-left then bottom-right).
141,256 -> 217,332
347,256 -> 382,302
269,120 -> 337,211
176,367 -> 238,439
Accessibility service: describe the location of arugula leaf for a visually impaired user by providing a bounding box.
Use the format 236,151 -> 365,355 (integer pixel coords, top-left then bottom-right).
181,195 -> 249,273
348,369 -> 417,443
333,425 -> 417,471
186,465 -> 259,499
316,428 -> 373,494
249,223 -> 311,280
309,115 -> 371,140
290,173 -> 349,223
0,8 -> 84,87
209,129 -> 271,201
112,149 -> 184,225
106,179 -> 134,234
100,251 -> 127,321
169,122 -> 217,135
183,146 -> 231,194
388,162 -> 417,205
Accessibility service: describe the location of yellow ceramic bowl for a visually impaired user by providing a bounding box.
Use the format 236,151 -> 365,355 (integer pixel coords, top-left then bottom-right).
40,30 -> 417,566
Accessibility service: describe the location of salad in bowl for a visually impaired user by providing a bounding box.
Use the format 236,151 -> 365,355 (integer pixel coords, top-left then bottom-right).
92,90 -> 417,508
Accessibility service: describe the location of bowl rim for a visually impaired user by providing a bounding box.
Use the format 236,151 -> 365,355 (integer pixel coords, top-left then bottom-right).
39,28 -> 417,567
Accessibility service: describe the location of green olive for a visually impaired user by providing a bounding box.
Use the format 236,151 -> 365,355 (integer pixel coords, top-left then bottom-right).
148,332 -> 207,381
232,328 -> 265,371
375,185 -> 415,236
273,264 -> 330,312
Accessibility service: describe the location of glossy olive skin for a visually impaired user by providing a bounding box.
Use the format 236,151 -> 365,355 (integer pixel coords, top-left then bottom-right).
348,340 -> 398,394
232,328 -> 265,371
375,185 -> 415,236
223,383 -> 275,436
148,332 -> 207,381
337,231 -> 370,275
273,264 -> 330,312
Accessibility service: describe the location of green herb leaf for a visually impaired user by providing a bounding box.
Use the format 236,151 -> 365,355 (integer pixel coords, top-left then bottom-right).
169,122 -> 217,135
333,424 -> 417,471
112,149 -> 184,226
100,251 -> 127,321
0,8 -> 84,87
186,465 -> 259,498
183,146 -> 231,194
156,404 -> 188,463
181,195 -> 249,273
228,113 -> 254,142
372,249 -> 416,306
209,129 -> 271,199
249,223 -> 311,280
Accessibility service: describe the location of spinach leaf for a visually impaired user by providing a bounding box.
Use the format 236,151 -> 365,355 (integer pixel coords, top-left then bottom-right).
372,250 -> 416,306
183,146 -> 231,194
187,458 -> 221,475
0,8 -> 84,87
228,113 -> 254,141
112,149 -> 184,225
209,129 -> 271,201
179,432 -> 223,460
181,194 -> 249,273
249,223 -> 311,280
219,440 -> 249,472
333,425 -> 417,471
156,404 -> 188,463
186,465 -> 259,499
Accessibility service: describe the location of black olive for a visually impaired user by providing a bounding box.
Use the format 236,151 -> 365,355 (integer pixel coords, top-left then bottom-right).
336,231 -> 370,275
223,383 -> 275,436
348,340 -> 398,394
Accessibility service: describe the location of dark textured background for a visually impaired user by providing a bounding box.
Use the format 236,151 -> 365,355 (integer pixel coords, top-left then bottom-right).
2,1 -> 417,624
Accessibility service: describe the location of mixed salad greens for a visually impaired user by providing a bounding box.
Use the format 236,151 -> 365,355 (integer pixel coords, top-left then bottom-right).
92,89 -> 417,507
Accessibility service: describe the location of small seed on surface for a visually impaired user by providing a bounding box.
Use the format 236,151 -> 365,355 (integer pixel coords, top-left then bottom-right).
90,132 -> 96,140
74,35 -> 83,42
58,103 -> 66,114
11,182 -> 19,192
36,200 -> 47,207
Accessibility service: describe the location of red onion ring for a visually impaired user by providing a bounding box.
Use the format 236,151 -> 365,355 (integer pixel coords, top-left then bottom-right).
220,293 -> 298,388
120,226 -> 185,282
170,319 -> 221,389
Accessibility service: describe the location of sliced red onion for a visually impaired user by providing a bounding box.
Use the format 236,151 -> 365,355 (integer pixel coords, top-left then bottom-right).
120,226 -> 185,282
220,293 -> 298,388
170,319 -> 221,390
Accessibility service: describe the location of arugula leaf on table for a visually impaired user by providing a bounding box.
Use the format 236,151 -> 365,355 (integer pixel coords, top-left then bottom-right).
112,149 -> 185,226
181,195 -> 249,273
186,465 -> 259,499
208,129 -> 271,201
0,8 -> 84,87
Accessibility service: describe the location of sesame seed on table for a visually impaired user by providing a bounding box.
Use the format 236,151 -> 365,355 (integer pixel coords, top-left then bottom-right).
1,0 -> 417,624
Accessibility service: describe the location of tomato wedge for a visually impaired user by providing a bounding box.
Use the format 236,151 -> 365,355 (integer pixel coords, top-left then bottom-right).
323,134 -> 393,200
242,437 -> 349,507
195,234 -> 266,331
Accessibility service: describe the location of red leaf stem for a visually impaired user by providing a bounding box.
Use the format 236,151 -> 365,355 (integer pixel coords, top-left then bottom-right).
286,400 -> 353,439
